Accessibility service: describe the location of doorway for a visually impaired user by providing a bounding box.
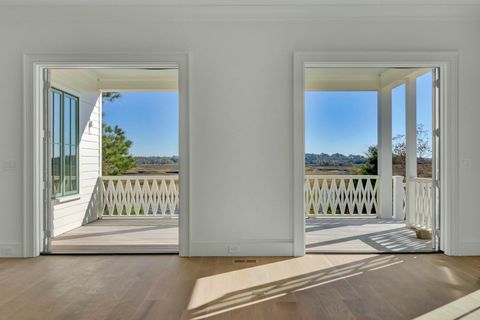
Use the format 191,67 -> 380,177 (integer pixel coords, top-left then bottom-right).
291,52 -> 457,256
43,68 -> 182,254
22,54 -> 190,257
303,66 -> 439,253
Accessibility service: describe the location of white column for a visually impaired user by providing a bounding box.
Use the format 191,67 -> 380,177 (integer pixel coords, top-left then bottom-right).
378,87 -> 392,219
392,176 -> 405,220
405,77 -> 417,227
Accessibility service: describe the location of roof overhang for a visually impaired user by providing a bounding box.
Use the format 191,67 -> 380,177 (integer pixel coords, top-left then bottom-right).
51,68 -> 178,92
305,67 -> 431,91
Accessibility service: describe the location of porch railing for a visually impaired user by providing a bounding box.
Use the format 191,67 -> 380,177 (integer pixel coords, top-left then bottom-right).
304,175 -> 379,217
99,175 -> 179,217
96,174 -> 431,225
410,177 -> 433,230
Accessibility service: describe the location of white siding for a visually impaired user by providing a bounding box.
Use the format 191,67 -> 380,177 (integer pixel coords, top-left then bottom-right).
51,70 -> 102,237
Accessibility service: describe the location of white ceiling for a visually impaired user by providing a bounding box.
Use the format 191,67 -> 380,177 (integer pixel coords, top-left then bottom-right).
304,67 -> 427,91
1,0 -> 479,5
306,67 -> 390,80
52,68 -> 179,91
89,68 -> 178,81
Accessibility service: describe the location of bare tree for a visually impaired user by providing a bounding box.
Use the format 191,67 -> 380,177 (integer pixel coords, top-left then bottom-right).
416,124 -> 431,160
392,124 -> 432,167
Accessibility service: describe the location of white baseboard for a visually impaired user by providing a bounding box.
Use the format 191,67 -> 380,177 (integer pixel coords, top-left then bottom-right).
457,241 -> 480,256
190,239 -> 294,256
0,242 -> 22,257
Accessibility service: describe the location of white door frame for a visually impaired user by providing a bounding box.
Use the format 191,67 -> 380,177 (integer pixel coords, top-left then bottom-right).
293,51 -> 459,256
23,53 -> 191,257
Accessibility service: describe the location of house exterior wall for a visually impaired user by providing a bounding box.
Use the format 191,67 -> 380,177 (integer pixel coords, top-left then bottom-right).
50,70 -> 102,237
0,3 -> 479,256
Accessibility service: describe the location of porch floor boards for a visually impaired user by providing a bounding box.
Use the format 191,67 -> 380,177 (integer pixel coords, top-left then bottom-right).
51,218 -> 179,254
306,218 -> 433,253
52,217 -> 432,254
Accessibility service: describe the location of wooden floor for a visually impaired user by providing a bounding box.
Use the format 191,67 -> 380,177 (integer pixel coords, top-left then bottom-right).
0,254 -> 479,319
306,218 -> 433,253
52,219 -> 179,254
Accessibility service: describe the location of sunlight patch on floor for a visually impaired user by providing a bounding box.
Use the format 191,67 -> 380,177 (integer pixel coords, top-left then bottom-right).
186,254 -> 404,319
414,289 -> 480,320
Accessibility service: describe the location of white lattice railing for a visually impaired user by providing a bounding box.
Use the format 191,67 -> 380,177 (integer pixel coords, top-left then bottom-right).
305,175 -> 379,217
99,175 -> 179,217
411,177 -> 433,230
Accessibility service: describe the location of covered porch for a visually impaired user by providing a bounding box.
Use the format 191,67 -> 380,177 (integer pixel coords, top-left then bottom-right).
304,174 -> 433,253
49,67 -> 436,254
52,175 -> 180,253
52,219 -> 179,254
306,218 -> 431,253
50,173 -> 433,254
301,66 -> 437,253
52,217 -> 431,254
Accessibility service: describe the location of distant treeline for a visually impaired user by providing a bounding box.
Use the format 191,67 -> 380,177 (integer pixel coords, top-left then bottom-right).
305,153 -> 367,166
135,156 -> 179,165
305,152 -> 431,167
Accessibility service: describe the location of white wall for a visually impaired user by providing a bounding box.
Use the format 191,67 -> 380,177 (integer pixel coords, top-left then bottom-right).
0,3 -> 479,256
50,70 -> 102,237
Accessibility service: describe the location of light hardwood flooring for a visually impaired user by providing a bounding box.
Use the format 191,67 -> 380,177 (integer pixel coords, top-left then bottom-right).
306,218 -> 433,253
414,289 -> 480,319
51,219 -> 179,254
0,254 -> 479,319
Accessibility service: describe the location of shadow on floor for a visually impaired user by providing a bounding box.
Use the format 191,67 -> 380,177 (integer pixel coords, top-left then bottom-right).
51,218 -> 179,254
53,224 -> 177,241
305,218 -> 433,253
183,254 -> 454,319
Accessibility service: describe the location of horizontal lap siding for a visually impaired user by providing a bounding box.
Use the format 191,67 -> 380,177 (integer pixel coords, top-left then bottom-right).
51,70 -> 102,237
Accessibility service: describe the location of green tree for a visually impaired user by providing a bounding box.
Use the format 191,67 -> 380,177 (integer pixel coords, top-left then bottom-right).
102,125 -> 135,176
359,146 -> 378,175
101,92 -> 135,176
102,92 -> 122,103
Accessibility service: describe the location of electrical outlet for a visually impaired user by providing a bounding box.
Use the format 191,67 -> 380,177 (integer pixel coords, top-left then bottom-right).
228,245 -> 240,253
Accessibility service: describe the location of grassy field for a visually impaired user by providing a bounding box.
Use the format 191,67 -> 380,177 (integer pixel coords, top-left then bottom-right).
125,163 -> 431,178
126,164 -> 179,176
305,165 -> 361,175
305,163 -> 432,178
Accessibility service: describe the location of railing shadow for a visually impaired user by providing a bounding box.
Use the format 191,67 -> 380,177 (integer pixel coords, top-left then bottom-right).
305,217 -> 400,233
306,223 -> 432,252
53,224 -> 177,241
183,255 -> 404,319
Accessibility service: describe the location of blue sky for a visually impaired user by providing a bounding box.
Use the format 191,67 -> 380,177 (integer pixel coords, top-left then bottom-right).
305,71 -> 433,156
102,92 -> 179,156
103,72 -> 432,157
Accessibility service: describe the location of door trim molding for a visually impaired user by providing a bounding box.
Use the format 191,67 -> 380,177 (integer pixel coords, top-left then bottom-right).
23,52 -> 191,257
293,51 -> 459,256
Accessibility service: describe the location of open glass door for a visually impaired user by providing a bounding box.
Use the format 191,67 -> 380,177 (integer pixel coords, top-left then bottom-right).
42,68 -> 53,253
431,67 -> 441,251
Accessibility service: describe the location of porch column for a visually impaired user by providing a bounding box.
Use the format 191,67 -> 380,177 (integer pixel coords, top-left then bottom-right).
378,87 -> 392,219
405,77 -> 417,227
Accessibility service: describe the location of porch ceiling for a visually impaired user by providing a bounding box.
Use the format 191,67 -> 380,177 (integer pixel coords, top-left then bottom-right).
305,67 -> 429,92
52,68 -> 178,92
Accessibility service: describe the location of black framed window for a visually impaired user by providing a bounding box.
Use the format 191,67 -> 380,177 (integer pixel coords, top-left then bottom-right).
51,88 -> 79,197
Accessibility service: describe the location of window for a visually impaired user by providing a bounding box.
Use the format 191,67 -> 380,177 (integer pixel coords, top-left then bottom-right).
51,88 -> 79,197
